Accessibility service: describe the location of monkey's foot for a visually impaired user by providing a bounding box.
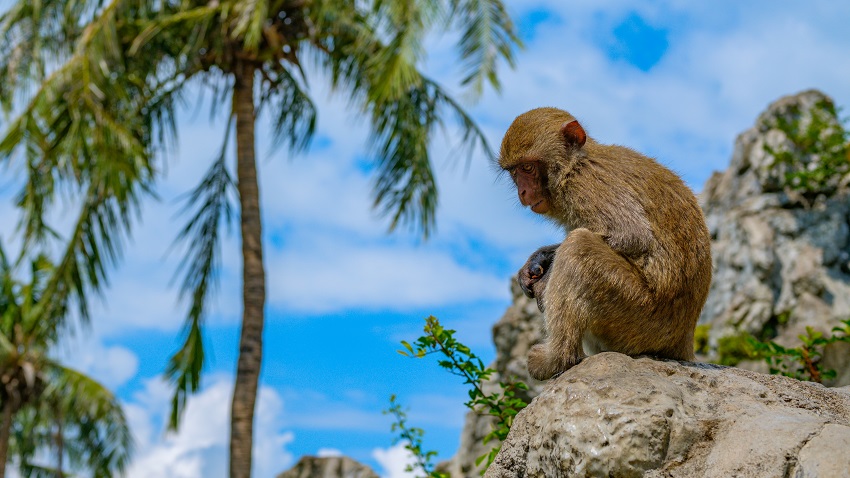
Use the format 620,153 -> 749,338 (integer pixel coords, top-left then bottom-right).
527,344 -> 583,381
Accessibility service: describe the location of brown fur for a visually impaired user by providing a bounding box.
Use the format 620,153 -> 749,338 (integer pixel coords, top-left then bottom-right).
500,107 -> 712,380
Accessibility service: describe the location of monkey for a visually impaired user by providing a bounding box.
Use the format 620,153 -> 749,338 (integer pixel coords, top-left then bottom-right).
517,243 -> 558,312
499,107 -> 712,381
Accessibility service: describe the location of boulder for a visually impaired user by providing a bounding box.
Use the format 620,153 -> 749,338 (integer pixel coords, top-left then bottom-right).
486,353 -> 850,478
276,456 -> 379,478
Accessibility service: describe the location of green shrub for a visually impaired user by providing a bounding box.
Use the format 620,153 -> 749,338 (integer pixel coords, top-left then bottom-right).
388,316 -> 529,476
384,395 -> 449,478
747,319 -> 850,383
716,331 -> 758,366
693,324 -> 711,355
764,99 -> 850,195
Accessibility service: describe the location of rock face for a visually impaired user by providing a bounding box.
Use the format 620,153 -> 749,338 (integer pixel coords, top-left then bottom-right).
699,89 -> 850,374
276,456 -> 379,478
486,353 -> 850,478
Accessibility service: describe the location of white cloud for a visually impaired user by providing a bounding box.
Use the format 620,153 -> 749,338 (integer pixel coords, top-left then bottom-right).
267,239 -> 509,313
472,1 -> 850,190
125,376 -> 294,478
317,448 -> 343,458
372,443 -> 417,478
60,341 -> 139,390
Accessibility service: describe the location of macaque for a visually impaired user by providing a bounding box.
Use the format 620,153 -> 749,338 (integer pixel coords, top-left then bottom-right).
500,108 -> 712,380
517,243 -> 557,313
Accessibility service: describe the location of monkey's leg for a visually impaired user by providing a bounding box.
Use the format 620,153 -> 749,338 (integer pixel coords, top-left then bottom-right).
528,228 -> 650,380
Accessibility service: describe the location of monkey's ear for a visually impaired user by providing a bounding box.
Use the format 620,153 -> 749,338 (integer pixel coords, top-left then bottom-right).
561,120 -> 587,148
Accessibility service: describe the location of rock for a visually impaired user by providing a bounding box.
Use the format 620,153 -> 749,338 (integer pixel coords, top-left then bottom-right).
699,89 -> 850,384
276,456 -> 379,478
486,353 -> 850,478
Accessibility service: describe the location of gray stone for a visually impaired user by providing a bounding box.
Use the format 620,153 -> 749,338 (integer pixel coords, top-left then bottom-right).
699,89 -> 850,381
486,353 -> 850,478
276,456 -> 378,478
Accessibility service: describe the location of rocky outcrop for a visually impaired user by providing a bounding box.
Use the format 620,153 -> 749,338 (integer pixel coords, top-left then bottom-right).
699,89 -> 850,378
486,352 -> 850,478
276,456 -> 379,478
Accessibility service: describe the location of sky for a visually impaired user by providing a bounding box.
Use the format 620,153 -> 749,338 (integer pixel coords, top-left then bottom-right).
2,1 -> 850,477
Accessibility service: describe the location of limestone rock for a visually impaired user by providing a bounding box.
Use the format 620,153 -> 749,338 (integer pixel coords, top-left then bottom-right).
699,89 -> 850,383
276,456 -> 379,478
486,353 -> 850,478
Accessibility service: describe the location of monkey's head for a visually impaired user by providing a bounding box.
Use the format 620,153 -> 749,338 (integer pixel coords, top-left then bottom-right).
499,107 -> 587,216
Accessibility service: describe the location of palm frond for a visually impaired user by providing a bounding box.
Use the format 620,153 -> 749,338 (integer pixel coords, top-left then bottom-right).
165,316 -> 205,430
1,251 -> 131,477
0,0 -> 112,111
259,63 -> 317,153
369,76 -> 492,237
165,126 -> 236,428
0,58 -> 155,324
41,363 -> 134,476
306,0 -> 373,94
129,3 -> 221,59
232,0 -> 269,51
0,0 -> 182,329
448,0 -> 520,97
363,0 -> 439,103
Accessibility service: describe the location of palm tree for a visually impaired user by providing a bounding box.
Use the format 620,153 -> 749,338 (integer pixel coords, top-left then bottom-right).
0,1 -> 520,476
0,247 -> 132,477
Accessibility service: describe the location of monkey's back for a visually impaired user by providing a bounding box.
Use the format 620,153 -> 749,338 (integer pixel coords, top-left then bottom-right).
562,142 -> 712,331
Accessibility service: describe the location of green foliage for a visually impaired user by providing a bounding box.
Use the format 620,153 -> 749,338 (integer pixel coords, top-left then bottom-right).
716,331 -> 758,366
393,316 -> 529,473
0,245 -> 132,476
764,99 -> 850,194
693,324 -> 711,355
759,311 -> 791,341
747,319 -> 850,383
384,395 -> 449,478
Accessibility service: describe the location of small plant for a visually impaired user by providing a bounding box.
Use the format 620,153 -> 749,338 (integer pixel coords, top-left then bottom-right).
716,331 -> 758,366
764,99 -> 850,195
747,319 -> 850,383
693,324 -> 711,355
390,315 -> 529,474
384,395 -> 449,478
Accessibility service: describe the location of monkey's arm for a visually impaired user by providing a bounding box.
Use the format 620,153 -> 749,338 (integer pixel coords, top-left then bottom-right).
517,244 -> 559,299
600,197 -> 655,259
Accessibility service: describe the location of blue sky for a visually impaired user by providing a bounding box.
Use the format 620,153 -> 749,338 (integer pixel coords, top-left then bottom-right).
2,1 -> 850,477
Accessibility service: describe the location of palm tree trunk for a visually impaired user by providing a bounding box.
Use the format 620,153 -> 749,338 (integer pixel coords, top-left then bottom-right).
0,398 -> 13,478
229,58 -> 266,478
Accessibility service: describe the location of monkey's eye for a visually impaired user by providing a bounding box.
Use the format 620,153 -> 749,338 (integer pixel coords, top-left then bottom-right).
520,163 -> 535,173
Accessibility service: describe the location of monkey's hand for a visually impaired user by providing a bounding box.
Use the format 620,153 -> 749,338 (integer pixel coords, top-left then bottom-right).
517,244 -> 559,299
